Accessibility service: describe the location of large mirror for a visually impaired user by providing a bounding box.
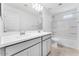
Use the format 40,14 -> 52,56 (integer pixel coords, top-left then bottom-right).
1,3 -> 43,32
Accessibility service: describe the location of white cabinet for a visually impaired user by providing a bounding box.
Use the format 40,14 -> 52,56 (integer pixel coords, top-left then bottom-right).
30,43 -> 41,56
46,38 -> 51,54
43,40 -> 48,56
0,34 -> 52,56
6,38 -> 41,56
15,43 -> 41,56
15,48 -> 31,56
43,35 -> 51,56
43,39 -> 51,56
13,35 -> 51,56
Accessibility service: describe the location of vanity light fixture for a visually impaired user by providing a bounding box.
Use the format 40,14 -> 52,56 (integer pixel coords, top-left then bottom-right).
32,3 -> 43,12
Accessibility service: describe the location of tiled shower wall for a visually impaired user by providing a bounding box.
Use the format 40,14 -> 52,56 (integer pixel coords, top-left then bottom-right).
52,9 -> 79,48
54,9 -> 77,39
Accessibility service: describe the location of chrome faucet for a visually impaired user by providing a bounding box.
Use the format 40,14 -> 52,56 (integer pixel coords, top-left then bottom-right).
20,31 -> 25,35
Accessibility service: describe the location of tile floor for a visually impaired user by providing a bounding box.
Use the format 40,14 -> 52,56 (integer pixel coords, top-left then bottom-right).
49,44 -> 79,56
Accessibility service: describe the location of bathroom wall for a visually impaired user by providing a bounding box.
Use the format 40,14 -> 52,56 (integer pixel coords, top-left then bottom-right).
2,3 -> 42,32
42,8 -> 53,32
76,9 -> 79,41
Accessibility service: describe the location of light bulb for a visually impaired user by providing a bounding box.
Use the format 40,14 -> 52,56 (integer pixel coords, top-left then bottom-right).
32,3 -> 43,12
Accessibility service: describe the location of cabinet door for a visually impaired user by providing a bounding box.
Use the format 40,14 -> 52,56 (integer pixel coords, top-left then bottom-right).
43,40 -> 48,56
6,38 -> 41,56
30,43 -> 41,56
46,39 -> 51,54
15,43 -> 41,56
43,38 -> 51,56
15,48 -> 31,56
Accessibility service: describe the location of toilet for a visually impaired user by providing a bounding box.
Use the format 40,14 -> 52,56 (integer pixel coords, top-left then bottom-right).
51,37 -> 60,48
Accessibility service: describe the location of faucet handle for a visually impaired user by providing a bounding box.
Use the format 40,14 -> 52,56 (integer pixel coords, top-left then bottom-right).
20,31 -> 25,35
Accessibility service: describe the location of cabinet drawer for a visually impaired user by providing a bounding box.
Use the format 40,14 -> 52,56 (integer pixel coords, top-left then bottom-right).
15,43 -> 41,56
15,48 -> 30,56
6,38 -> 41,56
43,35 -> 51,40
30,43 -> 41,56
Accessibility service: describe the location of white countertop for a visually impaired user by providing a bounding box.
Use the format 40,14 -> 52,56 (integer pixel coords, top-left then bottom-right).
0,31 -> 51,48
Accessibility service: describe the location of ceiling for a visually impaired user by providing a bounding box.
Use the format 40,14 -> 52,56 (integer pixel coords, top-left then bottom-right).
4,3 -> 79,15
41,3 -> 79,15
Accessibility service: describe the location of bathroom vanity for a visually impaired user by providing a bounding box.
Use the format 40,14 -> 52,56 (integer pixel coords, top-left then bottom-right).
0,31 -> 52,56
